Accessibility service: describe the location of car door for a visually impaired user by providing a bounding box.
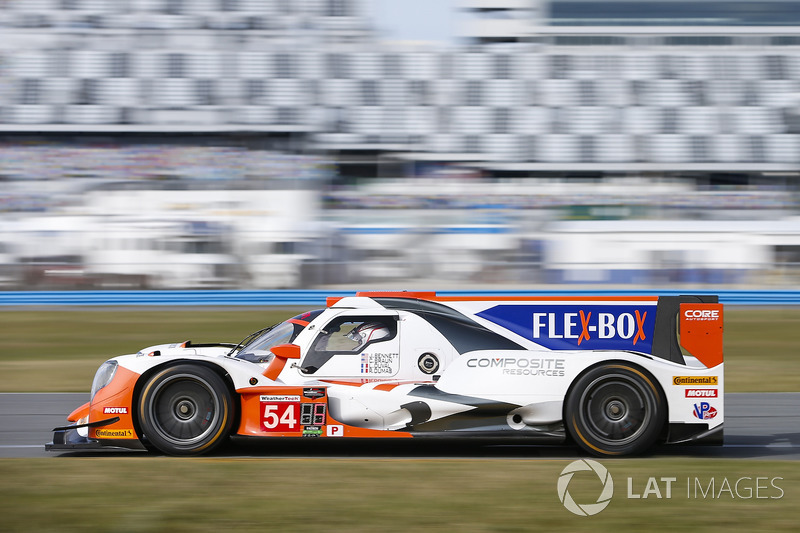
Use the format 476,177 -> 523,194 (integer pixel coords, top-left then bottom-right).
298,314 -> 401,378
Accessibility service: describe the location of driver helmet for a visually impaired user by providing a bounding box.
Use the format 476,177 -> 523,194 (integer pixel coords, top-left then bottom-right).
346,322 -> 390,350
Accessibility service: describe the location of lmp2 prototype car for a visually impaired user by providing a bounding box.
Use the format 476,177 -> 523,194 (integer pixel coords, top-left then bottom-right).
47,292 -> 723,457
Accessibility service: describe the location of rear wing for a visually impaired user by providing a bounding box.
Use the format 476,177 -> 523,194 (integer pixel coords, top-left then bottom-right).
653,295 -> 723,368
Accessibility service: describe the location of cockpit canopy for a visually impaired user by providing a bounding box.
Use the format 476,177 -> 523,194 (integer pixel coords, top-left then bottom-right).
235,310 -> 323,363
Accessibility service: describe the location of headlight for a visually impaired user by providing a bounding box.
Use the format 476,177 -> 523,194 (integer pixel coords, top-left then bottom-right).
90,361 -> 118,401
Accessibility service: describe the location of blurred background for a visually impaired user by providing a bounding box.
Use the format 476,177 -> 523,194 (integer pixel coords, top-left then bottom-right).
1,0 -> 800,291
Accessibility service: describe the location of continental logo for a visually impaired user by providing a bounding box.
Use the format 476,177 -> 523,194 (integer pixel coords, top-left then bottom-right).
95,428 -> 134,438
673,376 -> 718,386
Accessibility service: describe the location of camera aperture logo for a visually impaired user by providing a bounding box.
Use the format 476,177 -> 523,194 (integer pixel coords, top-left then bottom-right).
557,459 -> 614,516
557,460 -> 785,516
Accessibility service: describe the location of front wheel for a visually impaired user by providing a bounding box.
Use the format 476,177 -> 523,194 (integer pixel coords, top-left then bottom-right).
566,363 -> 665,456
138,365 -> 234,456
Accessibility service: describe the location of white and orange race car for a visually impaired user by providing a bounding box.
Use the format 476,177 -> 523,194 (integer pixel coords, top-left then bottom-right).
47,292 -> 723,456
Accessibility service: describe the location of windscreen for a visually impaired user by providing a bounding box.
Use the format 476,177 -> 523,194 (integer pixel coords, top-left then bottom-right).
235,310 -> 323,363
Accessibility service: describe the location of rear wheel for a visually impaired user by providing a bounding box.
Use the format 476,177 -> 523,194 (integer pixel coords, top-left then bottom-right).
138,365 -> 234,456
566,363 -> 665,456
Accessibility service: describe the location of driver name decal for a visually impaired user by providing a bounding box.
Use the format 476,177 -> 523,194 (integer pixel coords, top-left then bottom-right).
360,352 -> 399,375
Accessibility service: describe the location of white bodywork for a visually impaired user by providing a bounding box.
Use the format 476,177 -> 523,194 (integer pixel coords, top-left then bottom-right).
113,295 -> 723,439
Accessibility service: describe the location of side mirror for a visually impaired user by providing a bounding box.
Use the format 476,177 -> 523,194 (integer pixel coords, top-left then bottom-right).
263,344 -> 301,380
270,344 -> 301,360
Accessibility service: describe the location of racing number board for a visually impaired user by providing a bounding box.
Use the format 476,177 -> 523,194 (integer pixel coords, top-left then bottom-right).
257,387 -> 330,438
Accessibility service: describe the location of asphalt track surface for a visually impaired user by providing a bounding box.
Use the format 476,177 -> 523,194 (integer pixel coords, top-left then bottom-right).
1,393 -> 798,460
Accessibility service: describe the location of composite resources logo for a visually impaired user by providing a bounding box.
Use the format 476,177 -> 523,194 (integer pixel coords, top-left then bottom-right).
557,459 -> 614,516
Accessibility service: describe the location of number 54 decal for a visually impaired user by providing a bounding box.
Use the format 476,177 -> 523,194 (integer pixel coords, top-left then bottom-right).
260,395 -> 301,432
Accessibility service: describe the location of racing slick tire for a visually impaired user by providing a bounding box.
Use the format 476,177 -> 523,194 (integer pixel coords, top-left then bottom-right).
137,365 -> 234,456
565,363 -> 665,456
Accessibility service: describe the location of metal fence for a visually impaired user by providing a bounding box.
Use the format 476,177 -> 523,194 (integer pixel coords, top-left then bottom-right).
2,289 -> 800,306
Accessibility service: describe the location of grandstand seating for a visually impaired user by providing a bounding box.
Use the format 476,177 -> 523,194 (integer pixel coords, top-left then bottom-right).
1,1 -> 800,168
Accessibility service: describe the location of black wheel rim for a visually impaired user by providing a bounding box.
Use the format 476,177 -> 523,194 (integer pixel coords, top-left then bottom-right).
147,373 -> 222,447
578,372 -> 653,447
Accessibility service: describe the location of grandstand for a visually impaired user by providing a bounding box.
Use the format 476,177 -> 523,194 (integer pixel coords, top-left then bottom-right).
0,0 -> 799,180
0,1 -> 799,289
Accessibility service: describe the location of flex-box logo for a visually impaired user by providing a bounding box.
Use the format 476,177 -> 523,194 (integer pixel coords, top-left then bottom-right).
477,304 -> 657,352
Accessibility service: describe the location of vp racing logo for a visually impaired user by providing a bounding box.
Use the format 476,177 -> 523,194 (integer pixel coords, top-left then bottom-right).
692,401 -> 718,420
557,459 -> 614,516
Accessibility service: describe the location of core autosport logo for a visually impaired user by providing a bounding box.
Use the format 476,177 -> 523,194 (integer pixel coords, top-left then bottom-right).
557,459 -> 614,516
684,308 -> 721,321
476,304 -> 657,352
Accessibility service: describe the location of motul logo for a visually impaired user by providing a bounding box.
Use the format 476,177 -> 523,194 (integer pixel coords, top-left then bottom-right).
684,309 -> 720,321
103,407 -> 128,414
685,389 -> 718,398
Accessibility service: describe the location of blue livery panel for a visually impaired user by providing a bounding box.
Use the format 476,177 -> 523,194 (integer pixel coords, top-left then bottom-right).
476,304 -> 658,352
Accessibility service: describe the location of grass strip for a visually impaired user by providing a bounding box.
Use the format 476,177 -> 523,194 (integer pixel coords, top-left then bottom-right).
0,457 -> 796,532
0,307 -> 798,392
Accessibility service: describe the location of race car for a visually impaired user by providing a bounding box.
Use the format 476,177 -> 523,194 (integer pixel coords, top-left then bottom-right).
47,291 -> 723,456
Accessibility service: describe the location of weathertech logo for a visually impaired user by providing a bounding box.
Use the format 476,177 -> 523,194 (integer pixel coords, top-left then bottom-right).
673,376 -> 718,386
103,407 -> 128,414
685,389 -> 718,398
